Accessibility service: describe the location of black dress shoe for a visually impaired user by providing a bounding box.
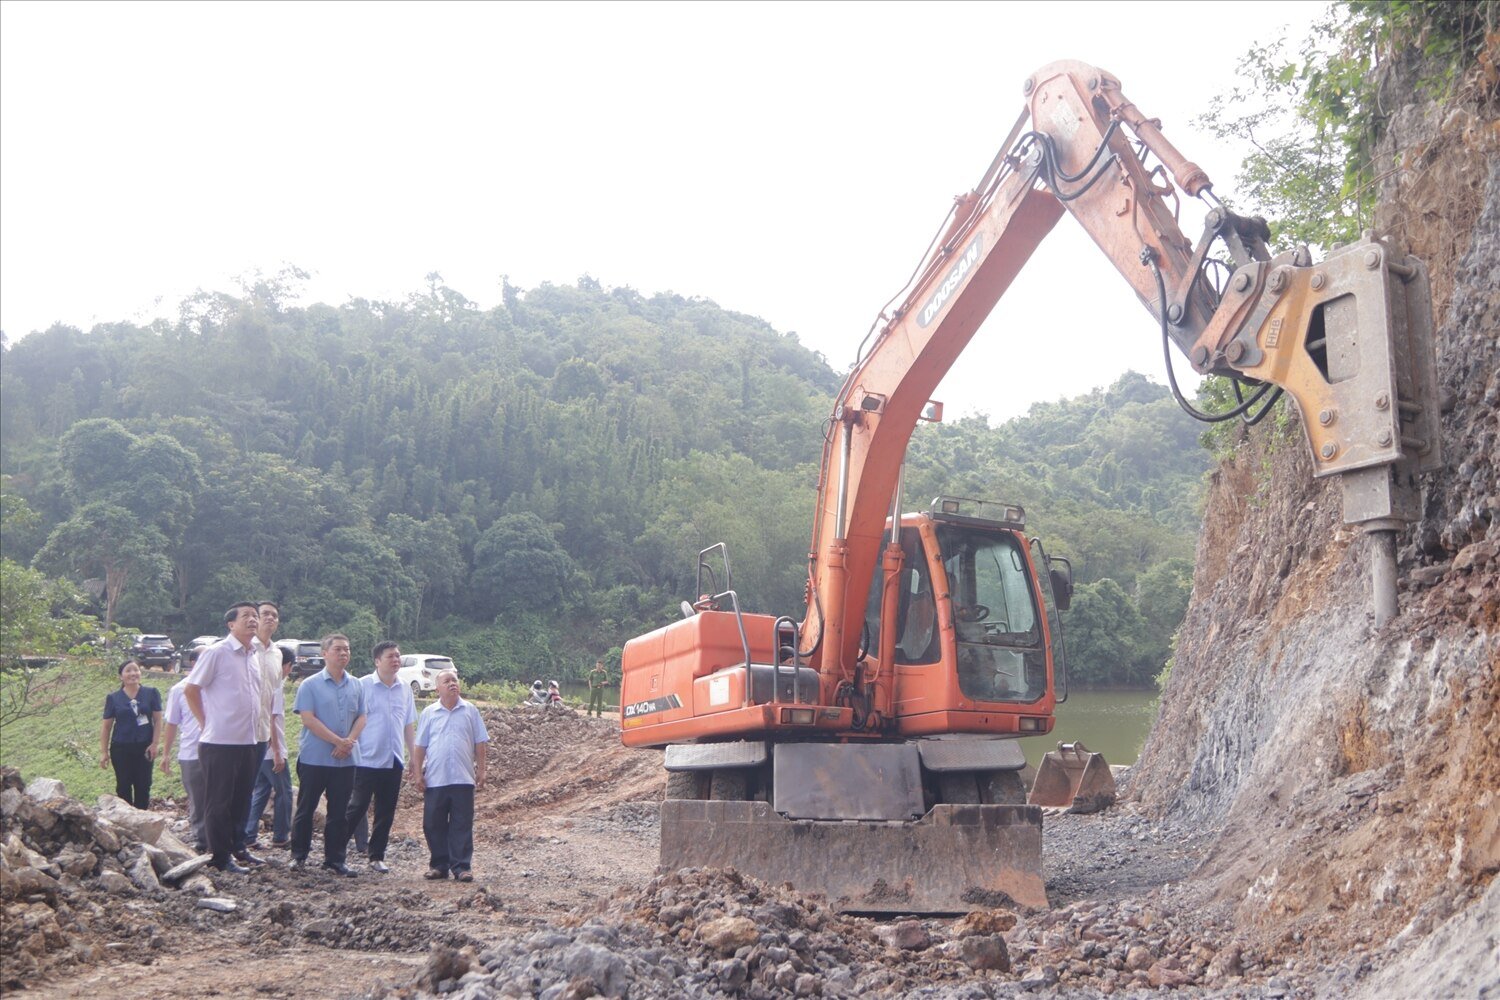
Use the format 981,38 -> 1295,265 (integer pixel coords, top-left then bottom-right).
220,860 -> 252,874
322,862 -> 358,877
289,857 -> 307,871
233,851 -> 265,866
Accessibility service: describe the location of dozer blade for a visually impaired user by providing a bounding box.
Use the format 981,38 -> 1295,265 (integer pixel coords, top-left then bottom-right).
659,799 -> 1046,914
1027,741 -> 1116,814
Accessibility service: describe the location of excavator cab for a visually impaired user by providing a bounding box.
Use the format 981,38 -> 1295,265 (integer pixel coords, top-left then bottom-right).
872,499 -> 1063,738
634,499 -> 1072,913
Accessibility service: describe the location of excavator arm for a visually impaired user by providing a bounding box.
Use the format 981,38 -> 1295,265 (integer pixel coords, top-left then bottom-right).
803,60 -> 1440,698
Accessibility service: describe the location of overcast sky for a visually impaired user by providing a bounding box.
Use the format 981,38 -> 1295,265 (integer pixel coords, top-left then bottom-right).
0,1 -> 1324,420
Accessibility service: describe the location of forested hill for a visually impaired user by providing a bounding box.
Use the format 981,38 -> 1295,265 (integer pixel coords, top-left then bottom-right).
0,275 -> 1209,686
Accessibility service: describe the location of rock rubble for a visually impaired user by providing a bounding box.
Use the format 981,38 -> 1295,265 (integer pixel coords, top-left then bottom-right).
382,864 -> 1281,1000
0,767 -> 199,988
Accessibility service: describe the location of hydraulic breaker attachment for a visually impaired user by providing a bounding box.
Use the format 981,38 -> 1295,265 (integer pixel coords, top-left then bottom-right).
1195,232 -> 1441,626
659,799 -> 1046,914
1027,741 -> 1117,814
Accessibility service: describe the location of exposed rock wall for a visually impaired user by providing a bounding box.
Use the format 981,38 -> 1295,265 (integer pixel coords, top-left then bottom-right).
1128,44 -> 1499,964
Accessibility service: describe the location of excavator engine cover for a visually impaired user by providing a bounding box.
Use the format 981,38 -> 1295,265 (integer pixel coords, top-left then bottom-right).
1027,741 -> 1117,814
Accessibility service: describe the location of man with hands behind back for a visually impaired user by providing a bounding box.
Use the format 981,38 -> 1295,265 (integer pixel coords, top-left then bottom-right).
289,633 -> 366,876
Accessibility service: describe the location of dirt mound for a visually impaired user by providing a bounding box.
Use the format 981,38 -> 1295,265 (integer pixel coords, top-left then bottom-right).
469,705 -> 664,823
1,767 -> 199,988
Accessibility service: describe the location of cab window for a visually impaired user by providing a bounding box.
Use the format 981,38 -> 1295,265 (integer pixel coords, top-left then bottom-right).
863,528 -> 940,665
937,526 -> 1046,703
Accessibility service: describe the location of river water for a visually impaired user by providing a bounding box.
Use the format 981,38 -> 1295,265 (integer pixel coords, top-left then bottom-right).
566,683 -> 1158,768
1019,688 -> 1159,768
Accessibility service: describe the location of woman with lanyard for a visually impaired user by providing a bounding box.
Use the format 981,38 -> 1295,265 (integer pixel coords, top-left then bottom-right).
100,659 -> 164,808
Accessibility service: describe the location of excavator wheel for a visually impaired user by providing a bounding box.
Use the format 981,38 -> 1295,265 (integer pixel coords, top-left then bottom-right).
709,769 -> 749,801
936,772 -> 981,804
665,770 -> 708,801
979,770 -> 1027,805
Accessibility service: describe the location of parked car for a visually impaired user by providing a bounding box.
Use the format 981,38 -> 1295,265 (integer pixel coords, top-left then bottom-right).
177,635 -> 219,672
276,639 -> 326,679
129,634 -> 176,670
396,654 -> 456,697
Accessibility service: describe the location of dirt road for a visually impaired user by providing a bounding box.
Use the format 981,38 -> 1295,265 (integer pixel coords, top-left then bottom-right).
7,707 -> 1257,999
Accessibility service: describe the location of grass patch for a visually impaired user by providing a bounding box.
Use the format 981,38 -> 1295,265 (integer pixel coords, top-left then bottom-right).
462,679 -> 531,706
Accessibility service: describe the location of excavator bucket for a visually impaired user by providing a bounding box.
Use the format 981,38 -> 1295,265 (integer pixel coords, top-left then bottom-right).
659,799 -> 1047,914
1027,741 -> 1116,814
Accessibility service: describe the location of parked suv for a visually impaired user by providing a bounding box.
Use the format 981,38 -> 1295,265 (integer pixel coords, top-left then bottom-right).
396,654 -> 456,697
277,639 -> 326,679
178,635 -> 219,672
129,634 -> 176,670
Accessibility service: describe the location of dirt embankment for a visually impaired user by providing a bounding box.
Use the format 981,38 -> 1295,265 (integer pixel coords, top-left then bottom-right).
1129,37 -> 1500,994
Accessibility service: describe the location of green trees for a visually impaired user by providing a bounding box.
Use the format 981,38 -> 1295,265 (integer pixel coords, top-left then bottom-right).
2,278 -> 1206,686
471,513 -> 577,616
34,503 -> 170,629
1064,579 -> 1148,687
1196,1 -> 1497,248
0,559 -> 100,660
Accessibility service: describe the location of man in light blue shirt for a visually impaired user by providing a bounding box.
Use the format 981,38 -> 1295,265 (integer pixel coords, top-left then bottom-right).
343,640 -> 416,874
290,633 -> 366,876
412,669 -> 489,881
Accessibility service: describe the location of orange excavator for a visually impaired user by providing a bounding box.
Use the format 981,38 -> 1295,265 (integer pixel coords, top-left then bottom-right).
620,60 -> 1439,913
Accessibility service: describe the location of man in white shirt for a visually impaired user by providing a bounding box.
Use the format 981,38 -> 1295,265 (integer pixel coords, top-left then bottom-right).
230,600 -> 285,864
184,602 -> 262,874
343,640 -> 416,874
160,649 -> 207,852
245,631 -> 294,850
343,644 -> 417,869
412,669 -> 489,882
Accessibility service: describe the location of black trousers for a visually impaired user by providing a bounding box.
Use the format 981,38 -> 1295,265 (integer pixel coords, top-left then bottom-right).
232,741 -> 268,853
109,741 -> 153,809
423,784 -> 475,875
344,763 -> 402,861
198,742 -> 259,868
292,762 -> 355,866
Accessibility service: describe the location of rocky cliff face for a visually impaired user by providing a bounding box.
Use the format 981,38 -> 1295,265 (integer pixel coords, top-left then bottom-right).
1128,41 -> 1499,976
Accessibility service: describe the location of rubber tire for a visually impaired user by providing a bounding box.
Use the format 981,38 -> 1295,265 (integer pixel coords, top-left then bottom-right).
936,772 -> 981,804
411,681 -> 422,698
709,769 -> 749,802
664,770 -> 707,801
978,770 -> 1027,805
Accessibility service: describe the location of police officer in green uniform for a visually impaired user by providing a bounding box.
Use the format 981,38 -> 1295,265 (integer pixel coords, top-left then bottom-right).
587,659 -> 610,717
